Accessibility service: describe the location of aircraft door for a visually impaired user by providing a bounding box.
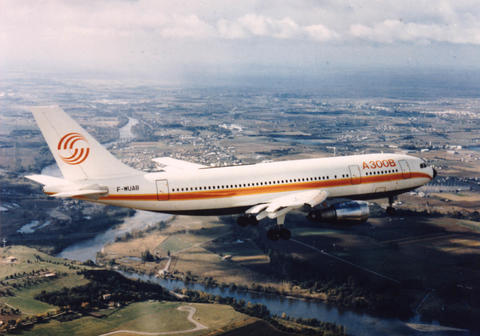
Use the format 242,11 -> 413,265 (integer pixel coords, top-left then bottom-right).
156,179 -> 170,200
399,160 -> 411,179
349,165 -> 361,184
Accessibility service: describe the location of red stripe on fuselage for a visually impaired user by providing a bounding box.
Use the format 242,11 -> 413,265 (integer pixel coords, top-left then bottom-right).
97,172 -> 431,201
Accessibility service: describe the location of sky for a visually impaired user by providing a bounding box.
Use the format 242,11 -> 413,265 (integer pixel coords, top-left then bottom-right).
1,0 -> 480,83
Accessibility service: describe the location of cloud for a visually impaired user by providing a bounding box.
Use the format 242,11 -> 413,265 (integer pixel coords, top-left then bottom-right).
350,19 -> 480,45
217,14 -> 337,41
160,15 -> 214,38
304,24 -> 338,41
1,0 -> 480,74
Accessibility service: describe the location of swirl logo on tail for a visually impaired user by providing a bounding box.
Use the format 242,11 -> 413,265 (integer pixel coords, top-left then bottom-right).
57,132 -> 90,165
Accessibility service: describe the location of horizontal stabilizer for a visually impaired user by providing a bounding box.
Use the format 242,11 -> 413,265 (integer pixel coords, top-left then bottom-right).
25,174 -> 108,199
25,174 -> 70,186
152,157 -> 205,172
52,189 -> 108,198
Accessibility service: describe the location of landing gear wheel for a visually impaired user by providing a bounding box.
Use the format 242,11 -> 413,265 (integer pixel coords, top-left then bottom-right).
280,227 -> 291,240
386,206 -> 396,216
267,228 -> 281,241
247,216 -> 259,226
237,216 -> 249,227
267,226 -> 291,241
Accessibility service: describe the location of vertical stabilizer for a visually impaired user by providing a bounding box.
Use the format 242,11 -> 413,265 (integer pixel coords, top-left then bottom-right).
30,106 -> 140,181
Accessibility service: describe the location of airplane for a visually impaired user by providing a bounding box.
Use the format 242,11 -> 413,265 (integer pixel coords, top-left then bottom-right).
26,106 -> 436,241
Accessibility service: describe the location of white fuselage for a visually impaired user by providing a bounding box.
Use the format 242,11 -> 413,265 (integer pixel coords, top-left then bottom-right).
73,153 -> 433,215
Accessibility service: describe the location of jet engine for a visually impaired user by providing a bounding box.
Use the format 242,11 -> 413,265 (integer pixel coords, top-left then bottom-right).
308,201 -> 369,223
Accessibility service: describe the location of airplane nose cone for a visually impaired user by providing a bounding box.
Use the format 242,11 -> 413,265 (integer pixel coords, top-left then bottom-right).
432,167 -> 437,179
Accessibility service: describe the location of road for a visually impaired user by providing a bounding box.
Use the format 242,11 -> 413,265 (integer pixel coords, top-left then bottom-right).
98,305 -> 207,336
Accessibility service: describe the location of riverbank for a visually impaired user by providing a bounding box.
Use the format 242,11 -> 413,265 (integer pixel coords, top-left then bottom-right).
97,214 -> 408,317
93,212 -> 480,335
0,247 -> 345,336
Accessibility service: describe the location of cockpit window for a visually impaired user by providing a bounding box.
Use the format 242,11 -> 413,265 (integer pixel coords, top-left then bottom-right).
420,163 -> 427,168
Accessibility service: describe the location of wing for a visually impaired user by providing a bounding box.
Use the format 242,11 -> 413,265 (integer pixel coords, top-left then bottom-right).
246,189 -> 328,222
152,157 -> 206,172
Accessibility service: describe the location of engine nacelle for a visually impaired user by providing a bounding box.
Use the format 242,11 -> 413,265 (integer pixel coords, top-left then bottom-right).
308,201 -> 369,223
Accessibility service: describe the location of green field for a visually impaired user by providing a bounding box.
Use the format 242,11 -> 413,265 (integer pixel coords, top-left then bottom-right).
1,246 -> 91,316
160,235 -> 199,254
3,275 -> 89,315
1,245 -> 254,335
0,246 -> 79,279
20,301 -> 251,336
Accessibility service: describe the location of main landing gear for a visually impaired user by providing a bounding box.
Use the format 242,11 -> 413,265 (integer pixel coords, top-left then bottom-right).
267,213 -> 291,241
236,214 -> 291,241
386,196 -> 396,215
267,226 -> 291,241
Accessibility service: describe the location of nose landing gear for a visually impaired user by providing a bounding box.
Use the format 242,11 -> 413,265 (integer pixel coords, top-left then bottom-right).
386,196 -> 396,215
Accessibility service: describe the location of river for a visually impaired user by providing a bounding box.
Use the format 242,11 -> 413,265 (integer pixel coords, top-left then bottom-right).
56,210 -> 170,261
55,213 -> 472,336
120,272 -> 470,336
119,117 -> 138,141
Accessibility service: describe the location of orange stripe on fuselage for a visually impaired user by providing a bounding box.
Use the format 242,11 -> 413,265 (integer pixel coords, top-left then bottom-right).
96,172 -> 431,202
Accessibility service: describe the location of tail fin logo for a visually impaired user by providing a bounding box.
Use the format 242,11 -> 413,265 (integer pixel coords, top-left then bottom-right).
57,132 -> 90,165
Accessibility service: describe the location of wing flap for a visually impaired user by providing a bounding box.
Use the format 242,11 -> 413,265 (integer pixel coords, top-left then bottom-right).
246,203 -> 268,215
265,190 -> 328,213
246,190 -> 328,221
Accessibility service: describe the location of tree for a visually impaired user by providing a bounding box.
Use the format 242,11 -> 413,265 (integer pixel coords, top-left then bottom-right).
141,250 -> 154,262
